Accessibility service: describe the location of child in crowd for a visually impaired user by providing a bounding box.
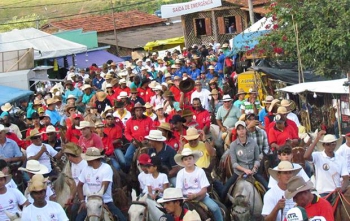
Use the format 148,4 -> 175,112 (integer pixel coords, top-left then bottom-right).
175,148 -> 223,221
0,159 -> 17,189
146,156 -> 169,200
137,153 -> 151,195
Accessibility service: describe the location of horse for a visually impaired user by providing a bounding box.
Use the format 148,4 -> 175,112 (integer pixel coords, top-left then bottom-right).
128,193 -> 164,221
226,176 -> 264,221
183,199 -> 230,221
49,81 -> 64,95
334,187 -> 350,221
85,187 -> 114,221
5,211 -> 21,221
52,160 -> 76,207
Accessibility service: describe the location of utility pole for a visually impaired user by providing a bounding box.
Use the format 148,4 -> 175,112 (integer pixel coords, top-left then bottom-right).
110,0 -> 119,55
247,0 -> 255,25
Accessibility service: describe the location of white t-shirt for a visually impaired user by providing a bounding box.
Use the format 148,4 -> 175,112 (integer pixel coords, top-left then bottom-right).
138,172 -> 151,194
268,164 -> 310,188
287,112 -> 301,127
71,160 -> 88,185
146,173 -> 169,196
26,186 -> 54,203
26,143 -> 58,173
113,110 -> 132,126
312,151 -> 348,194
78,162 -> 113,203
22,200 -> 68,221
336,143 -> 350,173
0,188 -> 27,221
191,89 -> 211,110
176,166 -> 209,196
262,185 -> 295,221
6,179 -> 17,189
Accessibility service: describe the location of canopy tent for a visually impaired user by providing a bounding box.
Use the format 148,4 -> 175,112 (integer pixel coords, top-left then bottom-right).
144,36 -> 185,51
56,50 -> 124,68
0,28 -> 87,60
231,17 -> 273,54
278,78 -> 349,94
0,85 -> 33,106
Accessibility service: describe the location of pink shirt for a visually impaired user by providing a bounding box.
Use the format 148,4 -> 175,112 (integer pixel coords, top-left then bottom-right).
78,133 -> 104,153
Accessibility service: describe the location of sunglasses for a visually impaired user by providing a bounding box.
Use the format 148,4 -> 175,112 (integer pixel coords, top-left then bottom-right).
223,101 -> 230,103
30,136 -> 41,140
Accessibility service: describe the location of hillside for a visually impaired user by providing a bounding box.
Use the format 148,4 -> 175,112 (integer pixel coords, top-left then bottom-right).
0,0 -> 187,24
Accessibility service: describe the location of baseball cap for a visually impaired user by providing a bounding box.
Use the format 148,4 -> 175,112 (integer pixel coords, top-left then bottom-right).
170,115 -> 185,124
286,206 -> 308,221
138,153 -> 151,165
72,113 -> 82,119
235,121 -> 246,129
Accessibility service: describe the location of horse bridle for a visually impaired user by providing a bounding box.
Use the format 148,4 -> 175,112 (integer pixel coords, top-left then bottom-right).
86,195 -> 104,221
131,201 -> 149,221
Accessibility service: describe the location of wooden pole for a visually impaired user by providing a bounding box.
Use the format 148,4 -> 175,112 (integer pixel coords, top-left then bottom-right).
110,0 -> 119,55
247,0 -> 255,25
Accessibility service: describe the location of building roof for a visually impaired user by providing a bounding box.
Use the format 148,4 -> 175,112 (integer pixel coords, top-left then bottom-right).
99,22 -> 183,49
225,0 -> 269,7
44,10 -> 166,33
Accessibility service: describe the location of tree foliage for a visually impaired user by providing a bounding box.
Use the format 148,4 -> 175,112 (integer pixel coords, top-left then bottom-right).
0,14 -> 47,33
255,0 -> 350,76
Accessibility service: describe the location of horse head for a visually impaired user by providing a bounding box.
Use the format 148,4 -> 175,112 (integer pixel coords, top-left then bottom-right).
86,187 -> 105,221
5,211 -> 21,221
128,193 -> 148,221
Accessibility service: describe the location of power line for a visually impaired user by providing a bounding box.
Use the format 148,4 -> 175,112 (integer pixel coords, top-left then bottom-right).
0,0 -> 93,9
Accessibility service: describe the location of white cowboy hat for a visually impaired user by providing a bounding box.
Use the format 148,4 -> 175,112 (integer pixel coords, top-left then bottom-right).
19,160 -> 49,174
119,70 -> 128,77
157,188 -> 186,204
174,148 -> 202,167
268,161 -> 301,181
285,176 -> 314,199
81,84 -> 92,91
1,103 -> 13,112
82,147 -> 104,161
0,124 -> 9,133
183,128 -> 200,141
316,134 -> 343,151
45,125 -> 58,133
28,174 -> 48,193
183,210 -> 201,221
153,85 -> 163,92
221,94 -> 233,102
106,83 -> 113,88
263,95 -> 274,104
76,121 -> 95,130
117,91 -> 128,99
0,171 -> 11,184
119,79 -> 127,84
145,130 -> 166,142
154,104 -> 164,111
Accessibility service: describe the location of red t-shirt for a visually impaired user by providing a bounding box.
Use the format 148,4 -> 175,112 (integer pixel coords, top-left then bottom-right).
268,122 -> 298,147
170,85 -> 181,102
193,109 -> 211,130
78,133 -> 104,153
65,127 -> 81,144
166,136 -> 180,151
305,195 -> 334,221
101,133 -> 114,156
125,116 -> 153,142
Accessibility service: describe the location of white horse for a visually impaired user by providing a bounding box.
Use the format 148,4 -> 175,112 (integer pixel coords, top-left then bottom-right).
128,193 -> 164,221
5,211 -> 21,221
49,81 -> 64,95
85,187 -> 113,221
53,161 -> 76,208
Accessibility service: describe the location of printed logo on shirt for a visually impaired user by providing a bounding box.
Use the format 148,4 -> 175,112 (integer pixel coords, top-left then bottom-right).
237,150 -> 243,156
96,176 -> 100,182
287,213 -> 299,221
193,115 -> 196,120
322,163 -> 330,171
134,126 -> 139,130
150,153 -> 156,157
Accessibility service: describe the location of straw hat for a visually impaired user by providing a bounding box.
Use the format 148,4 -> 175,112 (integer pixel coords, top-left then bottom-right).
82,147 -> 104,161
285,176 -> 314,199
166,80 -> 174,85
111,78 -> 119,86
1,103 -> 12,112
46,98 -> 58,105
144,102 -> 152,109
149,81 -> 158,89
248,88 -> 258,94
281,99 -> 292,107
236,89 -> 246,95
221,94 -> 233,102
183,128 -> 200,140
0,124 -> 9,133
210,89 -> 219,95
268,99 -> 281,112
76,121 -> 94,130
81,84 -> 92,91
95,121 -> 104,128
33,100 -> 43,106
0,171 -> 11,184
18,160 -> 48,174
286,206 -> 309,221
263,96 -> 274,104
174,148 -> 202,167
277,106 -> 290,115
157,188 -> 186,204
106,83 -> 113,89
67,95 -> 77,100
96,91 -> 107,102
105,73 -> 113,80
153,85 -> 163,92
26,129 -> 42,140
28,174 -> 48,193
181,109 -> 193,118
64,80 -> 73,86
222,43 -> 229,48
183,210 -> 201,221
145,130 -> 166,142
157,122 -> 172,132
119,79 -> 127,84
63,142 -> 82,157
119,70 -> 128,78
163,90 -> 174,97
316,134 -> 342,151
45,125 -> 58,133
268,161 -> 301,181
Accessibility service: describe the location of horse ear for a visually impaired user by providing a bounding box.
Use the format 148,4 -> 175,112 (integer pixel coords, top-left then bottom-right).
140,193 -> 148,202
84,185 -> 91,197
97,185 -> 105,196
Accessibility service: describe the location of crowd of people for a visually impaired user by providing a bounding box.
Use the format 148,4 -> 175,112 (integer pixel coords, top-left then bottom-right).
0,43 -> 348,221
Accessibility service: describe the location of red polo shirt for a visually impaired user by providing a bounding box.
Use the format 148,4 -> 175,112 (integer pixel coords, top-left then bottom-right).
166,136 -> 180,151
193,109 -> 211,130
268,122 -> 298,147
65,127 -> 81,144
305,194 -> 334,221
137,87 -> 152,103
78,133 -> 104,153
125,116 -> 153,142
101,133 -> 114,156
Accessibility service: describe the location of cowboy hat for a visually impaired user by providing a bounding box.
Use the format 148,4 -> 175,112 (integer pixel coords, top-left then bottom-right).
149,81 -> 158,89
248,88 -> 258,94
268,161 -> 301,181
153,85 -> 163,92
183,210 -> 201,221
26,129 -> 42,140
119,71 -> 128,78
64,80 -> 73,86
154,104 -> 164,111
132,102 -> 146,112
96,91 -> 107,102
46,98 -> 58,105
208,65 -> 215,70
0,171 -> 11,184
33,100 -> 43,106
263,95 -> 274,104
157,188 -> 186,204
0,124 -> 9,133
101,105 -> 113,118
106,83 -> 113,89
81,84 -> 92,91
268,99 -> 281,112
82,147 -> 104,161
174,148 -> 202,167
167,80 -> 174,85
95,121 -> 104,128
221,94 -> 233,102
65,104 -> 76,112
181,109 -> 193,118
111,78 -> 119,86
45,125 -> 58,134
285,176 -> 314,199
145,130 -> 166,142
236,88 -> 246,95
157,122 -> 172,132
183,128 -> 200,141
144,102 -> 153,109
1,103 -> 12,112
210,89 -> 219,95
117,91 -> 128,100
316,134 -> 343,151
119,79 -> 127,84
76,121 -> 95,130
63,142 -> 82,157
277,106 -> 290,115
163,90 -> 174,97
67,95 -> 77,100
105,73 -> 113,80
28,174 -> 48,193
18,160 -> 49,174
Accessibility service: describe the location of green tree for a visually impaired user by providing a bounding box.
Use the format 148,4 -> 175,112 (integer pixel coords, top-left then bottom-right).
255,0 -> 350,78
0,13 -> 47,33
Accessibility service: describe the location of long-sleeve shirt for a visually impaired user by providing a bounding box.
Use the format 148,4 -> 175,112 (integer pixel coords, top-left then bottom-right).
124,116 -> 153,142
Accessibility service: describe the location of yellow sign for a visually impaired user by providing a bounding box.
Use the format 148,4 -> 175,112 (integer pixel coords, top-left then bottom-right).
237,71 -> 266,102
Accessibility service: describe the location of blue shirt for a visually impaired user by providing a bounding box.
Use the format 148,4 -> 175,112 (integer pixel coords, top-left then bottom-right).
148,144 -> 177,170
258,108 -> 268,126
92,77 -> 105,90
190,68 -> 201,80
45,109 -> 61,126
130,82 -> 142,89
0,138 -> 22,159
64,88 -> 83,103
206,72 -> 214,80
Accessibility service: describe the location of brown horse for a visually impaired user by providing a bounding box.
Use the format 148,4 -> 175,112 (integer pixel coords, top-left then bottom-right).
328,187 -> 350,221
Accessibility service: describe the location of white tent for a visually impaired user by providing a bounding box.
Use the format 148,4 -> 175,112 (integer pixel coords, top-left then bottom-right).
278,78 -> 349,94
0,28 -> 87,60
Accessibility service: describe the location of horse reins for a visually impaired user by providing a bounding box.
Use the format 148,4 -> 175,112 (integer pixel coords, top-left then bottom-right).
131,201 -> 149,221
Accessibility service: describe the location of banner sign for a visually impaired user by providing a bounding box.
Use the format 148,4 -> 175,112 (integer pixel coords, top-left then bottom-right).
161,0 -> 222,19
158,45 -> 182,58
